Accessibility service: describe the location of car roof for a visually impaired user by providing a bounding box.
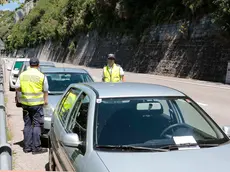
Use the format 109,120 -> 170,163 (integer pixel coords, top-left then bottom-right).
15,58 -> 30,62
78,82 -> 186,98
40,67 -> 89,73
24,61 -> 55,66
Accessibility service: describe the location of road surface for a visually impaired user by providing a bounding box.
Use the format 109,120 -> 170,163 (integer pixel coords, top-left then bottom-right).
4,59 -> 49,171
55,61 -> 230,126
3,58 -> 230,171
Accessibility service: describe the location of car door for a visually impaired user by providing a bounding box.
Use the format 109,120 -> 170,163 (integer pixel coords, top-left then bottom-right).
62,91 -> 91,171
52,87 -> 81,171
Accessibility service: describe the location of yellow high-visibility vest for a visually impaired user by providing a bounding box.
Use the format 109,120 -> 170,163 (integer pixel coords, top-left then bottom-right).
61,92 -> 77,114
103,64 -> 121,82
20,68 -> 45,106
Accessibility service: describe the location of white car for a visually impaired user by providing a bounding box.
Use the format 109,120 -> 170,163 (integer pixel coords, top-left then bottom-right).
8,58 -> 30,91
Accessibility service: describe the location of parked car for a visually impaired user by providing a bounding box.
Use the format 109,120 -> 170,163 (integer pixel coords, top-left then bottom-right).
18,61 -> 55,76
49,82 -> 230,172
8,58 -> 30,91
15,61 -> 56,107
40,67 -> 94,138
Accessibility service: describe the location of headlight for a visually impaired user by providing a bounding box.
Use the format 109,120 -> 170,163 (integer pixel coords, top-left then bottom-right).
43,105 -> 54,117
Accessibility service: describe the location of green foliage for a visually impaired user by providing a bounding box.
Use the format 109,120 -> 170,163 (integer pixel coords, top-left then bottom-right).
4,0 -> 230,50
0,11 -> 14,42
0,0 -> 19,5
7,0 -> 98,49
68,41 -> 76,51
212,0 -> 230,33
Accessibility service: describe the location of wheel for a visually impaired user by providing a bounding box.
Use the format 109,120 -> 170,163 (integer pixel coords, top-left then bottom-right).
41,137 -> 48,148
48,140 -> 56,171
9,84 -> 14,91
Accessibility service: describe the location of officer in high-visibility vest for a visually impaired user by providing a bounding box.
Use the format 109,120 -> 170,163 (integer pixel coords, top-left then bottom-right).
15,58 -> 48,154
102,54 -> 125,82
61,91 -> 77,116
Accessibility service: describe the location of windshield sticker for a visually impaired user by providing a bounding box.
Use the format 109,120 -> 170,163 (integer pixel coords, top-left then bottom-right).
173,136 -> 200,150
96,99 -> 102,103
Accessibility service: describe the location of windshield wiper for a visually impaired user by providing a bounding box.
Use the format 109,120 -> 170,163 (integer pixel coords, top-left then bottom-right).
160,143 -> 219,150
96,145 -> 168,152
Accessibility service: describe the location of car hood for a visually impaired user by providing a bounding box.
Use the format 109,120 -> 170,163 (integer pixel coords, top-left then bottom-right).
96,143 -> 230,172
48,94 -> 62,108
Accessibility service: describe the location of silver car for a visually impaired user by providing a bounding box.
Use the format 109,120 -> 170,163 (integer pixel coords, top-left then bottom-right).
48,82 -> 230,172
19,61 -> 56,75
40,67 -> 94,138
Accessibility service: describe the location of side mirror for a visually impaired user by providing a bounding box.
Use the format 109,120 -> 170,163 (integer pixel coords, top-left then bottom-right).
60,133 -> 82,147
7,67 -> 11,71
222,126 -> 230,137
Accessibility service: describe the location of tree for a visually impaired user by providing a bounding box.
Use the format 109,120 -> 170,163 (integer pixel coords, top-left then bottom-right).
0,0 -> 19,5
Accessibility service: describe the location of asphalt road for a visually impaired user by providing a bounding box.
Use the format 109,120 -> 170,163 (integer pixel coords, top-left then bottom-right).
54,62 -> 230,126
3,59 -> 49,171
3,58 -> 230,171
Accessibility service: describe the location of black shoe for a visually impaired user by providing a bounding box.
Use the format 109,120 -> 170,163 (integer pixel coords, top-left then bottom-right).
32,148 -> 48,155
23,149 -> 32,153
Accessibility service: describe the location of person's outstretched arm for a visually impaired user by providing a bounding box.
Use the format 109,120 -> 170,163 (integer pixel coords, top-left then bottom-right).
120,67 -> 125,82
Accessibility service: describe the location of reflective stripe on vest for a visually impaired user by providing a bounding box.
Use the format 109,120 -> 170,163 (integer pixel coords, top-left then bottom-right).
21,92 -> 43,96
20,97 -> 44,103
20,68 -> 45,106
103,64 -> 121,82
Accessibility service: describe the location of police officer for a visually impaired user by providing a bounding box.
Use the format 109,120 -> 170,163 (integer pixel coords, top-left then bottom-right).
15,58 -> 48,154
61,91 -> 77,116
102,54 -> 125,82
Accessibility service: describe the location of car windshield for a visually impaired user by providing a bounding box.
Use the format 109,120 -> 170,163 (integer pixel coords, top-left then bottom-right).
95,97 -> 229,150
14,61 -> 24,70
45,72 -> 93,92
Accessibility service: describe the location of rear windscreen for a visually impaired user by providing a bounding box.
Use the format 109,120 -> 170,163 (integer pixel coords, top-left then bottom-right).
14,61 -> 24,70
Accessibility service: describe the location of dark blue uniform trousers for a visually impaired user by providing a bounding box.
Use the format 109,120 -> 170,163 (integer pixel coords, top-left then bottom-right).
22,105 -> 44,152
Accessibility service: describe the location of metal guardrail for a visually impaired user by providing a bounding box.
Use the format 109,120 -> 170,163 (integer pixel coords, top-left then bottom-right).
0,59 -> 12,170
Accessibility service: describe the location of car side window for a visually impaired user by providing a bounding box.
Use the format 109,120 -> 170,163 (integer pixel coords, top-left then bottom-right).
57,88 -> 81,126
174,99 -> 217,138
66,92 -> 90,142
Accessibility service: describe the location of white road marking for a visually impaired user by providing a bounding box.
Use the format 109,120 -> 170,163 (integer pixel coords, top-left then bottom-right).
197,102 -> 208,107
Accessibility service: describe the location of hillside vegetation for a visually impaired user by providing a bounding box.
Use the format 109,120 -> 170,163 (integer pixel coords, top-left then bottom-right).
4,0 -> 230,50
0,10 -> 14,41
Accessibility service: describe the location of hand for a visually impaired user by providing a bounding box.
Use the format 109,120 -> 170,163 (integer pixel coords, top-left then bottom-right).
44,101 -> 48,105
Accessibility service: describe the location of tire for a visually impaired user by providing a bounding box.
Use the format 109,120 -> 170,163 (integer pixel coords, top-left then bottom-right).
48,139 -> 56,171
41,137 -> 48,148
9,85 -> 14,91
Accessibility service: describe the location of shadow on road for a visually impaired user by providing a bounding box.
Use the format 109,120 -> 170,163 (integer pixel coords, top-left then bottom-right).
14,140 -> 24,148
13,139 -> 49,148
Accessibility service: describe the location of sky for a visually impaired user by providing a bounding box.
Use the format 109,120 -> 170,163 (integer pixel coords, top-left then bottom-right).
0,0 -> 25,11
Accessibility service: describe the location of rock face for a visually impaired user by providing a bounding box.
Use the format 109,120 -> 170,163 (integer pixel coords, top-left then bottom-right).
0,39 -> 5,51
14,0 -> 35,23
15,17 -> 230,83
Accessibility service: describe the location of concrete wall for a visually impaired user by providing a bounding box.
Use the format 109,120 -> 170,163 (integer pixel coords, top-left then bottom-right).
15,17 -> 230,83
